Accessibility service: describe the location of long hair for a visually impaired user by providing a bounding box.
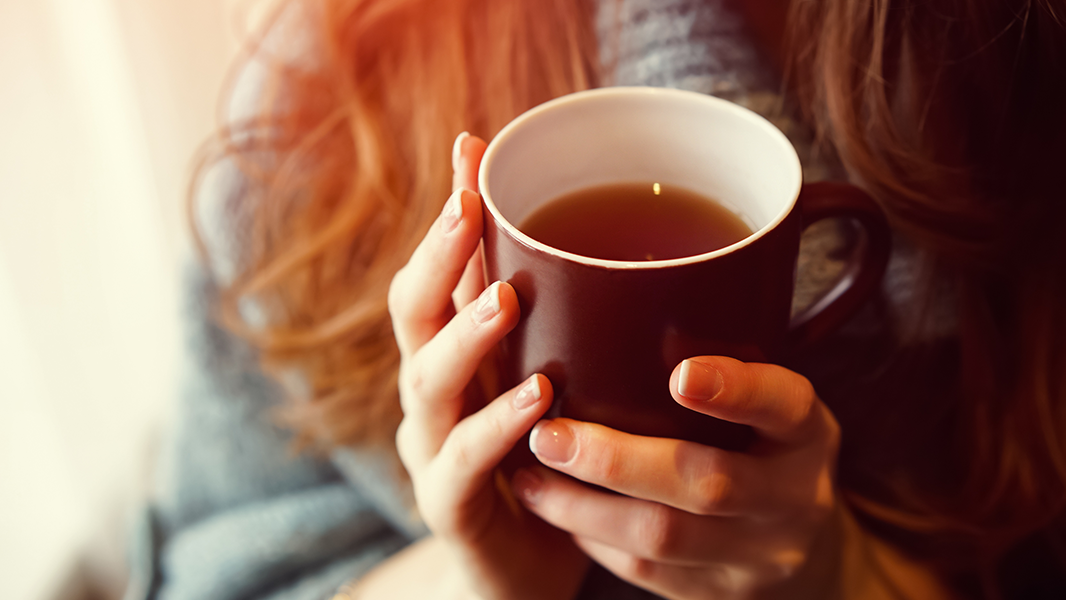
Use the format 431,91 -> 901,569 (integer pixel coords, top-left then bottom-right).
190,0 -> 599,450
789,0 -> 1066,588
191,0 -> 1066,593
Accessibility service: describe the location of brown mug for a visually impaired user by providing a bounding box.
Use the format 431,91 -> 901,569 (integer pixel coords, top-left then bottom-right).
478,87 -> 890,450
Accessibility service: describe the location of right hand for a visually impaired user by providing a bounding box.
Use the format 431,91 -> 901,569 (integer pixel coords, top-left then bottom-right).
385,133 -> 590,599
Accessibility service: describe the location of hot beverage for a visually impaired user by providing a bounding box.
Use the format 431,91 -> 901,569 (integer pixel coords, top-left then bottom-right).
518,182 -> 752,261
479,87 -> 890,449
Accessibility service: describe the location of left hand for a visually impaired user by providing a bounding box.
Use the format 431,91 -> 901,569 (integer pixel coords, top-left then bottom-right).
511,355 -> 841,600
378,131 -> 589,600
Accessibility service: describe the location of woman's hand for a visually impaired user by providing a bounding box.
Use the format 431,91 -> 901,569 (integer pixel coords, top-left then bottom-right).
512,356 -> 843,600
381,132 -> 589,600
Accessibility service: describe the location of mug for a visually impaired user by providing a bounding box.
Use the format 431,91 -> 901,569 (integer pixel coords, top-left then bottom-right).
478,87 -> 890,450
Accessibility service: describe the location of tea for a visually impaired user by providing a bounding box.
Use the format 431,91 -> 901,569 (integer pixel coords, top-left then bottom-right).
518,182 -> 752,261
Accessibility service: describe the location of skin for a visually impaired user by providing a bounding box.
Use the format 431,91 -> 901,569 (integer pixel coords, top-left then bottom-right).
354,133 -> 959,600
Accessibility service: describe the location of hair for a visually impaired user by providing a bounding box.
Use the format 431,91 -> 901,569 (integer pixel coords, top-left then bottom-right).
789,0 -> 1066,586
191,0 -> 1066,593
190,0 -> 599,451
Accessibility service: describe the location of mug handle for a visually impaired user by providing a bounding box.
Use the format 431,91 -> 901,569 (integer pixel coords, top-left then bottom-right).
787,181 -> 892,345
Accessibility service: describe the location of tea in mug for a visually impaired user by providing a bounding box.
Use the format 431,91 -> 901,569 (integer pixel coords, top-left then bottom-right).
518,182 -> 752,261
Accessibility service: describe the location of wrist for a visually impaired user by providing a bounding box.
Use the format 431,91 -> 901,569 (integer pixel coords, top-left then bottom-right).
839,509 -> 960,599
757,500 -> 959,600
754,501 -> 847,600
349,536 -> 481,600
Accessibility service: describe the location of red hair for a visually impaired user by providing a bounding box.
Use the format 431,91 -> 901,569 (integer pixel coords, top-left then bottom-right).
192,0 -> 1066,592
789,0 -> 1066,586
190,0 -> 599,450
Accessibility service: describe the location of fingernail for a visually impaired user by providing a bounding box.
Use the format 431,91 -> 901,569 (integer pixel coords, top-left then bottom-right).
472,282 -> 501,324
441,189 -> 464,233
452,131 -> 470,173
529,420 -> 575,464
513,375 -> 542,410
512,468 -> 543,506
678,359 -> 724,400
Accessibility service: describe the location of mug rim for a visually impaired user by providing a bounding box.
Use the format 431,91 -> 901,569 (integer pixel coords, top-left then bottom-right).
478,87 -> 803,270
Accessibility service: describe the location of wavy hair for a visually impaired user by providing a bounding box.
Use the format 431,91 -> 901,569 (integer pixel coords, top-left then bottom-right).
190,0 -> 599,450
191,0 -> 1066,593
789,0 -> 1066,589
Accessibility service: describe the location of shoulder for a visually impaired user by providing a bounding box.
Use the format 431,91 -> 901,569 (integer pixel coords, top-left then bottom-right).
190,0 -> 321,286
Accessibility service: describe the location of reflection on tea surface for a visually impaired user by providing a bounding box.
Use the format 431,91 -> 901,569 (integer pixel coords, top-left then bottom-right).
519,182 -> 752,261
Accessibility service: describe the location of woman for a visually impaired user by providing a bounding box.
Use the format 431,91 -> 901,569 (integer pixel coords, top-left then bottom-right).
141,0 -> 1066,598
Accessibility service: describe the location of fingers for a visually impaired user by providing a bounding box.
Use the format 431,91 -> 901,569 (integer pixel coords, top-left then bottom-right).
510,358 -> 839,599
512,467 -> 766,567
514,468 -> 810,598
415,375 -> 553,536
397,281 -> 520,465
392,131 -> 501,464
390,131 -> 489,355
451,131 -> 487,193
452,242 -> 486,310
526,409 -> 837,521
388,187 -> 484,358
670,356 -> 834,445
527,419 -> 774,517
572,536 -> 693,600
573,537 -> 755,600
450,133 -> 489,310
438,375 -> 552,488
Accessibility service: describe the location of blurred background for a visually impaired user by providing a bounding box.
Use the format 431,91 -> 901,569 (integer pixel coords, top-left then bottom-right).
0,1 -> 272,598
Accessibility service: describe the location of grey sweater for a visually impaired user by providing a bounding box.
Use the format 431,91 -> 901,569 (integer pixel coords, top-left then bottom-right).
124,1 -> 876,599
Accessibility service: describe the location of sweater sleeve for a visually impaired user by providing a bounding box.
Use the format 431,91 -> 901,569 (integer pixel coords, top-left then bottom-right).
121,264 -> 413,600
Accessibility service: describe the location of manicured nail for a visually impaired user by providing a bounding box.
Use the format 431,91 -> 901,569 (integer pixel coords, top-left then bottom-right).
441,189 -> 464,233
529,420 -> 575,464
452,131 -> 470,173
512,468 -> 543,506
472,282 -> 501,324
678,359 -> 724,400
513,375 -> 542,410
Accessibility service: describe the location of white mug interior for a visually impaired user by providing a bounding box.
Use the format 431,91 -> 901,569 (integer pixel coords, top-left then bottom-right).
478,87 -> 803,267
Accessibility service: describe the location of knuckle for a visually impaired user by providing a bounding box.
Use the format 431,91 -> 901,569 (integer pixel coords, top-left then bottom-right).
440,433 -> 474,474
456,408 -> 507,456
589,439 -> 625,484
693,470 -> 735,515
634,504 -> 679,560
686,449 -> 736,515
403,359 -> 429,400
623,555 -> 659,582
451,320 -> 476,356
710,564 -> 756,591
483,410 -> 508,443
452,445 -> 474,476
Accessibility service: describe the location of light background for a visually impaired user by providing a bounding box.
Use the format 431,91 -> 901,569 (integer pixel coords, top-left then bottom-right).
0,1 -> 275,598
